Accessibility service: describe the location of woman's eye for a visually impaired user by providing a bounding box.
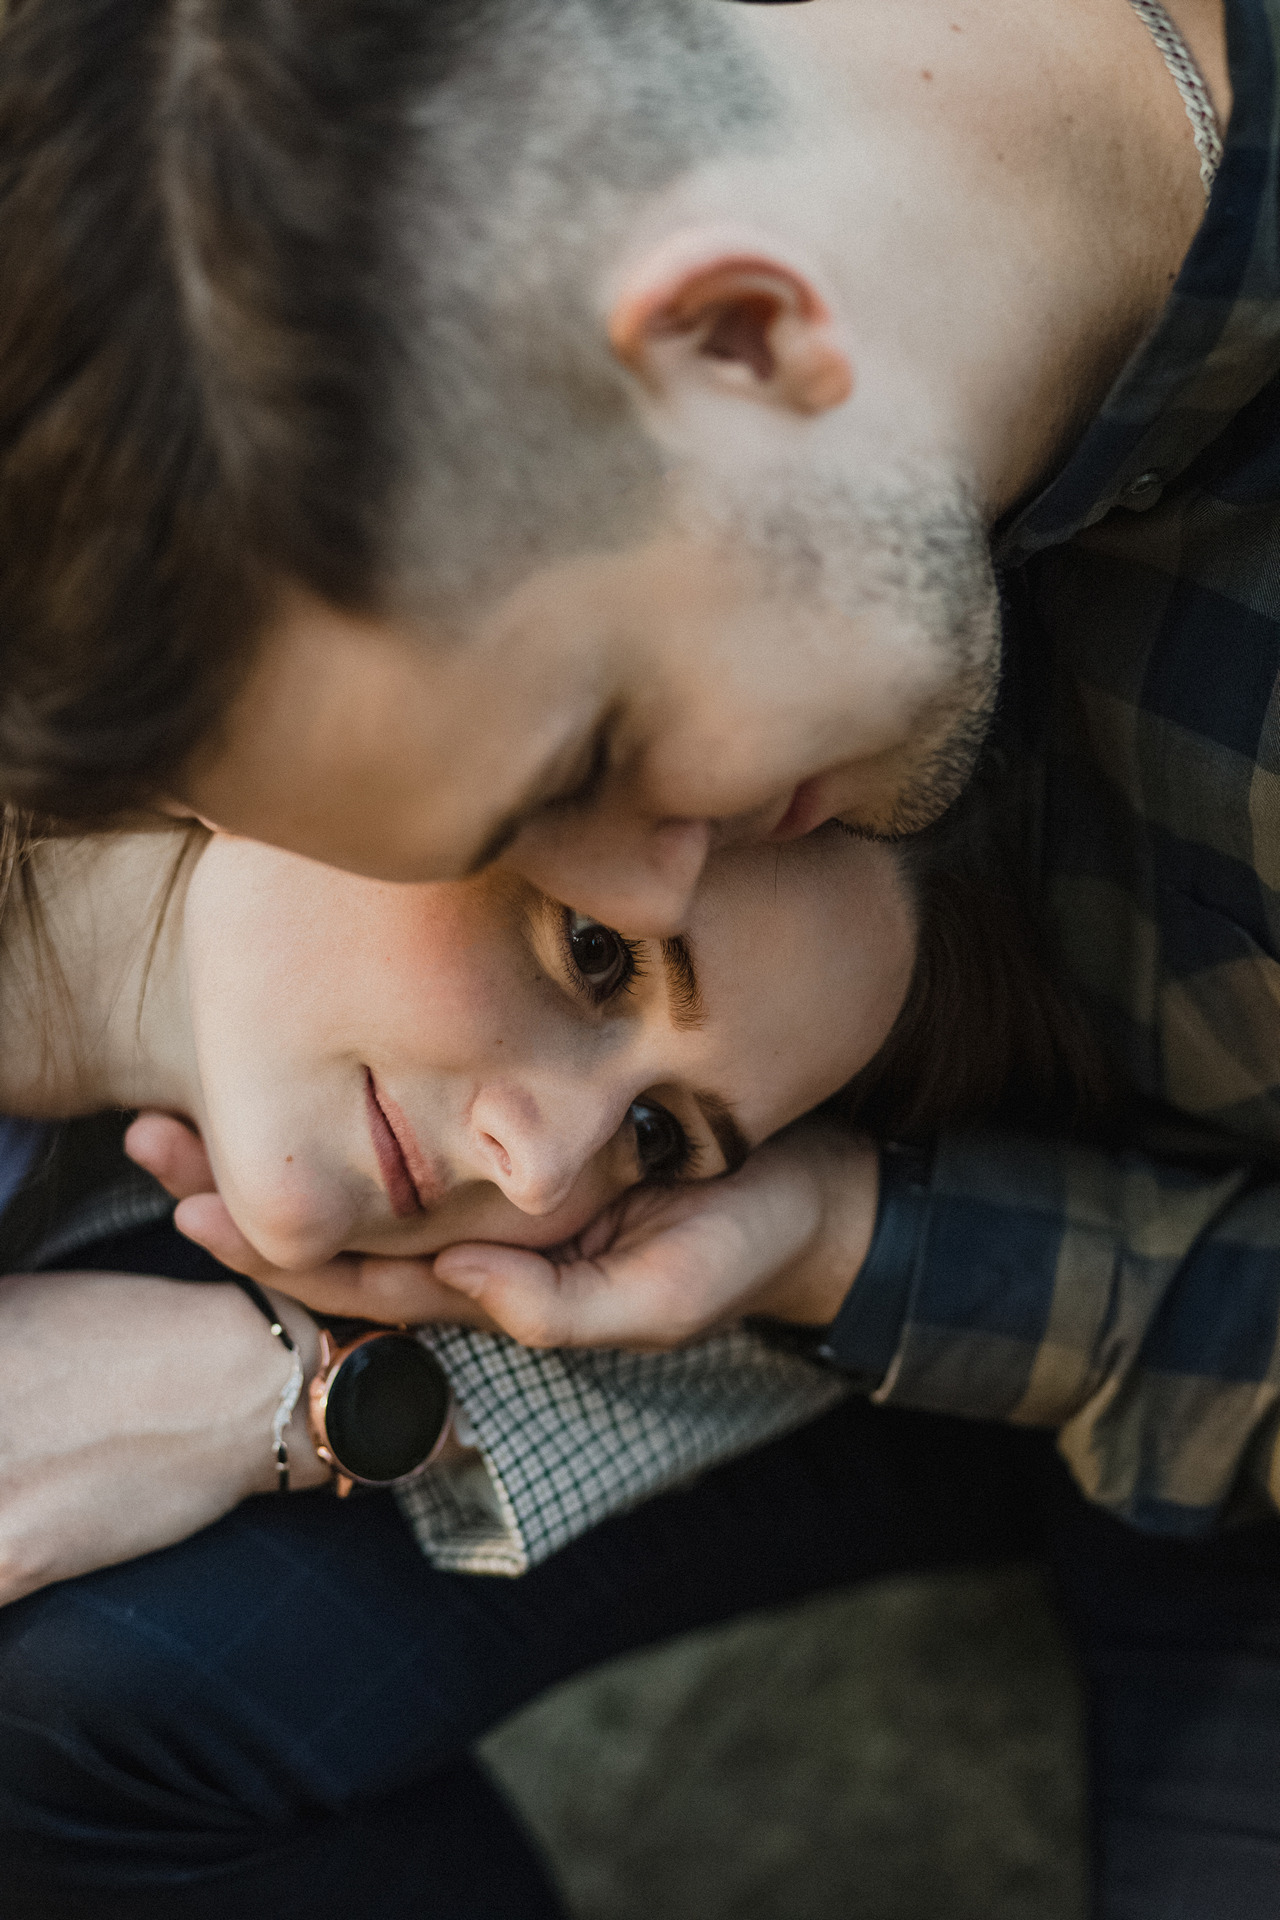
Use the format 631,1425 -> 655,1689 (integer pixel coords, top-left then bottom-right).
627,1099 -> 692,1182
565,910 -> 635,999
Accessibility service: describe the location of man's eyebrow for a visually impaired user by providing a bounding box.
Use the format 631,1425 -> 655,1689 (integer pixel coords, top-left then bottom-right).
464,724 -> 615,878
660,934 -> 705,1030
693,1090 -> 751,1176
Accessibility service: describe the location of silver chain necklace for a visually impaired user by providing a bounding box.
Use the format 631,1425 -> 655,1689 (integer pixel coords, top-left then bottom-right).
1128,0 -> 1224,199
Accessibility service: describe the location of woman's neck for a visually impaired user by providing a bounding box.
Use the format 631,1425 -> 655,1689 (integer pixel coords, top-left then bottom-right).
0,828 -> 198,1120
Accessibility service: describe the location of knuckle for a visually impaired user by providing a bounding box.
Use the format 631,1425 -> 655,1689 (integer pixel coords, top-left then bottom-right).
648,1278 -> 711,1346
0,1526 -> 49,1607
506,1305 -> 563,1350
496,1281 -> 568,1349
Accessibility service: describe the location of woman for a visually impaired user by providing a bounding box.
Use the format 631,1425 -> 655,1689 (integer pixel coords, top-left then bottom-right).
0,807 -> 920,1595
0,791 -> 1091,1919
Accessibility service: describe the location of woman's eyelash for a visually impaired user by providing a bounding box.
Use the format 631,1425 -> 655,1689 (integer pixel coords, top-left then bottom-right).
642,1118 -> 697,1186
558,909 -> 646,1006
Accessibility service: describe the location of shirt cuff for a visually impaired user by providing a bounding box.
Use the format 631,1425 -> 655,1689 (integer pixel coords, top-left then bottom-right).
817,1142 -> 934,1389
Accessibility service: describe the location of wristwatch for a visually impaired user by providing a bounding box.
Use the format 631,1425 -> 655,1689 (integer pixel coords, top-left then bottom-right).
307,1320 -> 455,1497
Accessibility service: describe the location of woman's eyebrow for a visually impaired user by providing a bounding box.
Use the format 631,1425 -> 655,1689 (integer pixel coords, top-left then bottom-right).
660,935 -> 704,1029
693,1090 -> 750,1175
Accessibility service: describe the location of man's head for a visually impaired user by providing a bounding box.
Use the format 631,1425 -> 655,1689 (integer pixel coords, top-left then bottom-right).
0,0 -> 1192,928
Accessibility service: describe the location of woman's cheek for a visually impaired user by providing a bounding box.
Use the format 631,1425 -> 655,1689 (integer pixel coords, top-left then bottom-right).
201,1090 -> 365,1270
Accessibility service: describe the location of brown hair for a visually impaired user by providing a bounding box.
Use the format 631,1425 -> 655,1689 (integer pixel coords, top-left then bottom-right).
0,0 -> 772,821
832,784 -> 1111,1143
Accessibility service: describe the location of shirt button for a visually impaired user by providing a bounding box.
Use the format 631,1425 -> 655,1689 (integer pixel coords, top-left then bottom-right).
1120,469 -> 1164,510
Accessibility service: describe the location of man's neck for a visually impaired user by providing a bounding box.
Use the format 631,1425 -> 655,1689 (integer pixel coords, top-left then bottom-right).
729,0 -> 1231,515
0,830 -> 197,1121
1165,0 -> 1231,130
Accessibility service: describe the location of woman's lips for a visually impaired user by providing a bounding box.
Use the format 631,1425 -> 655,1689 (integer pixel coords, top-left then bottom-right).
364,1070 -> 432,1219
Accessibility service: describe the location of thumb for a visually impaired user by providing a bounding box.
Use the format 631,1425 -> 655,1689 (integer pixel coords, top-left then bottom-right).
125,1112 -> 215,1199
173,1192 -> 267,1275
433,1242 -> 558,1304
433,1242 -> 572,1348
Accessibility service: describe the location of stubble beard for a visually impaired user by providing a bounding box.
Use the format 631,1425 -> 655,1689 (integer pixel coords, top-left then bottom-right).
703,455 -> 1003,841
844,649 -> 1001,842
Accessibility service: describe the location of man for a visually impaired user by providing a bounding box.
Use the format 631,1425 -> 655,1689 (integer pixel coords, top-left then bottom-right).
6,0 -> 1280,1909
6,0 -> 1262,1527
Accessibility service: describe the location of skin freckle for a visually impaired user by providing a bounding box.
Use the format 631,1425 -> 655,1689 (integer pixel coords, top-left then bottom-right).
921,68 -> 934,81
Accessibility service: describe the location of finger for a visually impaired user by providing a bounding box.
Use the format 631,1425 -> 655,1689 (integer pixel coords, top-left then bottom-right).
125,1113 -> 215,1198
174,1194 -> 501,1330
173,1193 -> 279,1280
278,1258 -> 503,1331
434,1241 -> 706,1350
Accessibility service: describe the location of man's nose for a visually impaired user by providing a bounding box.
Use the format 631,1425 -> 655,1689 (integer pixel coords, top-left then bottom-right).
468,1081 -> 626,1217
504,809 -> 712,937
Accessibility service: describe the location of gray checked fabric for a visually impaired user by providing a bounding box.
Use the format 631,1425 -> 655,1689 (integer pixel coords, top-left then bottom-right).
400,1326 -> 847,1576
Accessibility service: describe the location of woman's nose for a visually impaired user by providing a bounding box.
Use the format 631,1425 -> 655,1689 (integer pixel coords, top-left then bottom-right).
467,1081 -> 624,1216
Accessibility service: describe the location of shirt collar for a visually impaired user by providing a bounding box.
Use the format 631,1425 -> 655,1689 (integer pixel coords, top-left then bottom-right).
996,0 -> 1280,565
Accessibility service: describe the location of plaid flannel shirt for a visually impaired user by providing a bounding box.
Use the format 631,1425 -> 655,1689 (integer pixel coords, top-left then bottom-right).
824,0 -> 1280,1536
15,0 -> 1280,1559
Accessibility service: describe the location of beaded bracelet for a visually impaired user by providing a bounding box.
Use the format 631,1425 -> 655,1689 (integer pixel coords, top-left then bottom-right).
230,1274 -> 305,1492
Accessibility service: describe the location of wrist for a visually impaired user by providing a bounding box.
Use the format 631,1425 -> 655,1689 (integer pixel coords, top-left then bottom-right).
237,1285 -> 329,1494
753,1124 -> 880,1326
265,1288 -> 321,1378
816,1139 -> 935,1385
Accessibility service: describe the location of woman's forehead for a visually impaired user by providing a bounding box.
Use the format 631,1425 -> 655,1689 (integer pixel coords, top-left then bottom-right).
689,826 -> 906,934
682,829 -> 914,1134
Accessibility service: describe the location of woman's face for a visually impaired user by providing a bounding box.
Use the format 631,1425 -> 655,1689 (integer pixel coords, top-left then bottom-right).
179,826 -> 915,1268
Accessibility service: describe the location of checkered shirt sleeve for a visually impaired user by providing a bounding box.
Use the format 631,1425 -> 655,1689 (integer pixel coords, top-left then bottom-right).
397,1326 -> 847,1575
824,1127 -> 1280,1535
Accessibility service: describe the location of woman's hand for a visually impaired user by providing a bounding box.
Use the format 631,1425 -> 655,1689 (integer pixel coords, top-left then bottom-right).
0,1269 -> 327,1607
127,1111 -> 878,1350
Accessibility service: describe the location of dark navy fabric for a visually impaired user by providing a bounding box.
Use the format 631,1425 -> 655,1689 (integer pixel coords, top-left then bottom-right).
8,1212 -> 1280,1915
0,1117 -> 49,1212
8,1385 -> 1280,1918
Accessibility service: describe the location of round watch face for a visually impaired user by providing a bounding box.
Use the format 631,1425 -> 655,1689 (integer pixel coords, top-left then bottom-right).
322,1333 -> 452,1483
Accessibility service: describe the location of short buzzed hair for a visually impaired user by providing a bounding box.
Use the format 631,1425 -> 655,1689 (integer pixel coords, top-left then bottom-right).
0,0 -> 773,817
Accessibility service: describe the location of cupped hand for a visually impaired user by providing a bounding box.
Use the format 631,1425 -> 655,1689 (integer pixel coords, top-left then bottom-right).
431,1118 -> 879,1350
124,1113 -> 501,1328
126,1112 -> 878,1349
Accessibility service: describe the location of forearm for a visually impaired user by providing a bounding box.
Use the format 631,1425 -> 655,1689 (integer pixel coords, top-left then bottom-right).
828,1125 -> 1274,1532
140,1098 -> 1280,1536
0,1271 -> 325,1605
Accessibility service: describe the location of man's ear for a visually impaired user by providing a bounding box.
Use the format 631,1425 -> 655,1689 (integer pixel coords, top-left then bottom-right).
609,238 -> 853,417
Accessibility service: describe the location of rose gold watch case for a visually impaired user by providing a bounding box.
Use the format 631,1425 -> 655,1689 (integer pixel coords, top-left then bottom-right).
307,1327 -> 455,1498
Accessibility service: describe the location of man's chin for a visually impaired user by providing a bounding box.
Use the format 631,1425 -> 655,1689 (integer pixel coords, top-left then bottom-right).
844,703 -> 995,842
